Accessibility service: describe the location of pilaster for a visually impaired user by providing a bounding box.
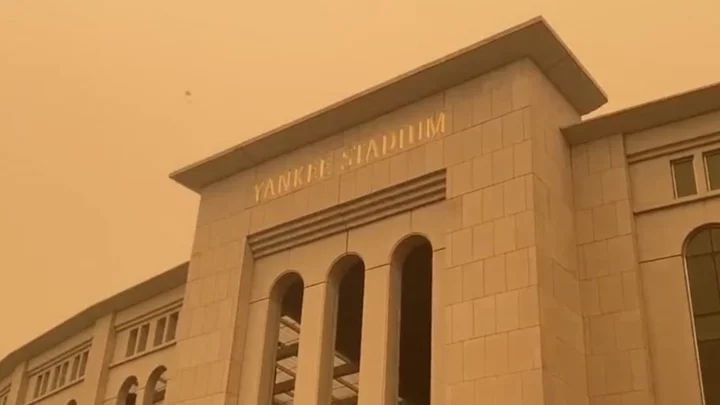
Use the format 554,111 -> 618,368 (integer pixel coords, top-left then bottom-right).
83,313 -> 116,405
357,264 -> 400,405
5,362 -> 28,405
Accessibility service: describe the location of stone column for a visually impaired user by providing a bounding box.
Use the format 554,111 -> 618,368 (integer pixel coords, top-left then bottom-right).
164,157 -> 260,405
430,249 -> 446,405
573,134 -> 655,405
4,362 -> 28,405
83,313 -> 116,405
357,264 -> 400,405
236,299 -> 274,405
292,282 -> 335,405
441,60 -> 545,405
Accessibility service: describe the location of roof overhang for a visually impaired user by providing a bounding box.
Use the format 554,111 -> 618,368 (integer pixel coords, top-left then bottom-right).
0,263 -> 188,379
170,16 -> 607,192
562,82 -> 720,144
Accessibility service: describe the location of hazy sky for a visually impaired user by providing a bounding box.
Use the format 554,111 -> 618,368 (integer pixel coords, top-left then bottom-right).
1,0 -> 719,358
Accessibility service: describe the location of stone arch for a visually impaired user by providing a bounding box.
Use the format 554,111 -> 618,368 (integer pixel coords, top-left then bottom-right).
116,376 -> 139,405
268,270 -> 304,301
320,253 -> 366,404
67,400 -> 77,405
326,253 -> 364,285
142,366 -> 167,405
390,233 -> 434,268
683,223 -> 720,405
260,271 -> 306,405
389,233 -> 434,405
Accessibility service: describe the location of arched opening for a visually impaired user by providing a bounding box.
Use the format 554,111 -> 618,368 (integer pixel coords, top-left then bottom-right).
325,255 -> 365,405
116,376 -> 139,405
265,272 -> 305,405
67,400 -> 77,405
392,235 -> 433,405
685,225 -> 720,405
143,366 -> 167,405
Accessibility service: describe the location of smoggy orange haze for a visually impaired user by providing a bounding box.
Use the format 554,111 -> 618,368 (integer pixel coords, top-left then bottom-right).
0,0 -> 718,357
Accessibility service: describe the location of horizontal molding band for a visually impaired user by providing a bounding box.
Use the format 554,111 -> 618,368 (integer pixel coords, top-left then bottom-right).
108,340 -> 177,369
114,299 -> 183,332
249,169 -> 447,259
634,188 -> 720,215
627,131 -> 720,163
27,340 -> 91,376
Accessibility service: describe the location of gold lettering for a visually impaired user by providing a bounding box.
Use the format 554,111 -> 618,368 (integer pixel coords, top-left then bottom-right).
414,120 -> 422,145
318,157 -> 331,178
253,181 -> 266,203
277,172 -> 292,195
263,179 -> 276,200
306,161 -> 318,183
382,132 -> 397,156
401,126 -> 407,149
425,112 -> 446,140
249,110 -> 445,204
338,149 -> 353,172
365,139 -> 379,162
293,167 -> 304,188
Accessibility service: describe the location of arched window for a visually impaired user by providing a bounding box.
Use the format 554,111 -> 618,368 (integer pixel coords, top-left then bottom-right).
143,366 -> 167,405
392,235 -> 433,405
263,273 -> 305,405
685,225 -> 720,405
324,255 -> 365,405
67,400 -> 77,405
116,376 -> 139,405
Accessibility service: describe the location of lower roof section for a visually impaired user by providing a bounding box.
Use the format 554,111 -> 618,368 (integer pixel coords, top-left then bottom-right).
0,263 -> 188,379
562,81 -> 720,144
170,16 -> 607,193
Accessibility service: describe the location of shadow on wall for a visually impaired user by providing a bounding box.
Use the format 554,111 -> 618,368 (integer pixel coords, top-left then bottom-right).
116,366 -> 167,405
683,224 -> 720,405
263,234 -> 433,405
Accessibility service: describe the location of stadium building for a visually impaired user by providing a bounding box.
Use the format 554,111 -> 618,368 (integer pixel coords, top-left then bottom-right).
2,16 -> 720,405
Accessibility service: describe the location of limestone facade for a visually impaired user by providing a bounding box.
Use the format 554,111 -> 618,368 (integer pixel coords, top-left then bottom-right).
3,16 -> 720,405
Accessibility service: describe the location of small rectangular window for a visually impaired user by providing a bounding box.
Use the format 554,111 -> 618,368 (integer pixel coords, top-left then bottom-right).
50,365 -> 60,391
705,150 -> 720,191
166,312 -> 179,342
40,371 -> 50,395
34,374 -> 43,398
70,356 -> 80,381
672,157 -> 697,198
78,352 -> 88,377
126,328 -> 139,357
59,361 -> 69,387
154,317 -> 167,347
137,323 -> 150,353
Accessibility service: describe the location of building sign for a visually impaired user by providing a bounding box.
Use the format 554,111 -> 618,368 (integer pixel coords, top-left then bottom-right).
252,111 -> 447,204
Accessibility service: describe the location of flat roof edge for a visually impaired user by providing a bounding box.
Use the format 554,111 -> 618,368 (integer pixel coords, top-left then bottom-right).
562,81 -> 720,144
0,262 -> 189,379
170,16 -> 606,192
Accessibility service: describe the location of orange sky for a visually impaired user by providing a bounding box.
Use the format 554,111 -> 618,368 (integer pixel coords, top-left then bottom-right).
1,0 -> 719,358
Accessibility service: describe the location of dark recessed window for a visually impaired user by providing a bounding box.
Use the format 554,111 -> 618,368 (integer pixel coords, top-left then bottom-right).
126,329 -> 138,357
137,324 -> 150,353
70,356 -> 80,381
154,317 -> 167,347
672,157 -> 697,198
705,150 -> 720,191
166,313 -> 179,342
78,352 -> 88,377
685,226 -> 720,405
59,361 -> 68,387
